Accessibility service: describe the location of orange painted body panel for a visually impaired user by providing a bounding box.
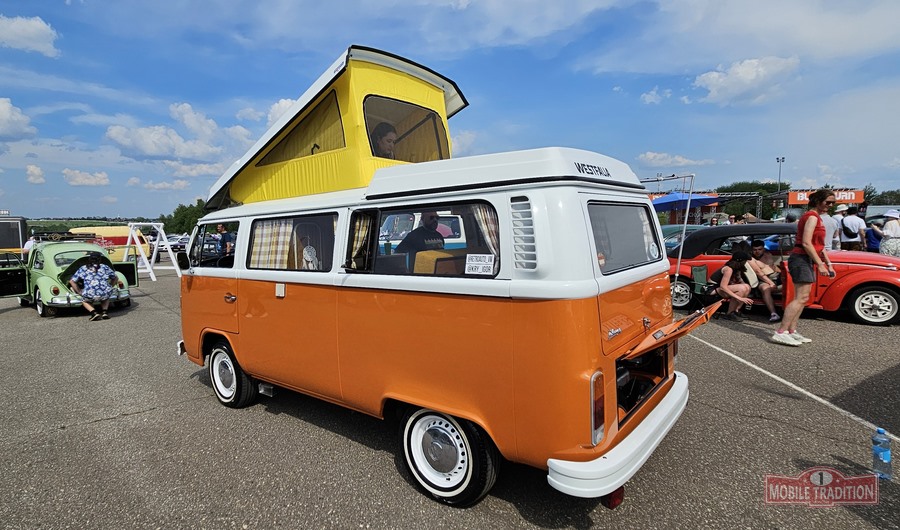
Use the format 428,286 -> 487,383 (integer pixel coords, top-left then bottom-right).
235,280 -> 341,399
178,267 -> 685,470
180,275 -> 239,365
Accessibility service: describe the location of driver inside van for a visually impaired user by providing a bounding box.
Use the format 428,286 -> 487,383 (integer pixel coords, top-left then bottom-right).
395,211 -> 445,267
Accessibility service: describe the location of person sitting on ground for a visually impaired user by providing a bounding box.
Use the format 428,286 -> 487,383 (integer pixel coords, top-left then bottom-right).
738,241 -> 781,322
709,251 -> 753,322
69,251 -> 117,321
370,122 -> 398,159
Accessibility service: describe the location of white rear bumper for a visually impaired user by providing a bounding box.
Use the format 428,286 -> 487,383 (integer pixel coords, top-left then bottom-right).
547,371 -> 689,498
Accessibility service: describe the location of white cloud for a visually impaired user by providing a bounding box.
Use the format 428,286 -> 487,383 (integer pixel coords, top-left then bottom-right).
888,158 -> 900,170
143,179 -> 190,190
170,103 -> 217,140
640,86 -> 671,105
267,99 -> 297,127
100,195 -> 118,204
26,164 -> 45,184
693,56 -> 800,106
236,107 -> 264,122
451,130 -> 477,156
638,151 -> 714,167
71,112 -> 141,129
0,98 -> 37,138
0,15 -> 59,57
106,124 -> 223,160
62,168 -> 110,186
127,177 -> 141,186
580,1 -> 900,75
163,160 -> 228,178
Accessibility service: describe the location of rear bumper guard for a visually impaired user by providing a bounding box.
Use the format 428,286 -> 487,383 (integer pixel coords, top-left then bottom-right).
547,371 -> 689,498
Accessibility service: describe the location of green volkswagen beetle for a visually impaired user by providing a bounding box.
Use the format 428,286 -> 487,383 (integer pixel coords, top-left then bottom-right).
0,238 -> 137,317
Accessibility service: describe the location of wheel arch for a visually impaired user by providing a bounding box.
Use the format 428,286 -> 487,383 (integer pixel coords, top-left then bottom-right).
201,331 -> 236,364
825,278 -> 900,312
382,397 -> 507,460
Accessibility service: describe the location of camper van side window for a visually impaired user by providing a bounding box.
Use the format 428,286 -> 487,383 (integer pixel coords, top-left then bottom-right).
247,213 -> 337,271
191,223 -> 238,268
588,203 -> 661,274
368,202 -> 499,277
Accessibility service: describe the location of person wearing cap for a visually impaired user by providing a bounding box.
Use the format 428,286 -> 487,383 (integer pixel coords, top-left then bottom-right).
839,206 -> 866,251
880,209 -> 900,257
708,251 -> 753,321
831,204 -> 848,250
772,189 -> 835,346
68,251 -> 118,321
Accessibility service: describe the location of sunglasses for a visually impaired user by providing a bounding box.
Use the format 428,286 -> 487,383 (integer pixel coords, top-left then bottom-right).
824,201 -> 836,205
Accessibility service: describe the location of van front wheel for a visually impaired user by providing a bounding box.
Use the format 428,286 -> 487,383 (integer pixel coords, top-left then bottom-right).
208,341 -> 255,408
401,408 -> 499,506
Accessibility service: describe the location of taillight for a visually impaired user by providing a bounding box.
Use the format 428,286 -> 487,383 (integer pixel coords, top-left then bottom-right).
591,371 -> 604,445
51,286 -> 60,295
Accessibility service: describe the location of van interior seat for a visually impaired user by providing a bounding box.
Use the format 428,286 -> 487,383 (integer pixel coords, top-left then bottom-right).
413,249 -> 470,275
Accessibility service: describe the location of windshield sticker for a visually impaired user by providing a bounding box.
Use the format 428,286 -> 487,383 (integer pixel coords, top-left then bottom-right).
465,254 -> 495,275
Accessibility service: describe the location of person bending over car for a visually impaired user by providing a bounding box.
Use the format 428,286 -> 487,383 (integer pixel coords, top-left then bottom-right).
69,252 -> 117,321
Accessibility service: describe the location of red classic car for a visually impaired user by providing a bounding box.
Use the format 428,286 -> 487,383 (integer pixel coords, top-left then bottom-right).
668,224 -> 900,325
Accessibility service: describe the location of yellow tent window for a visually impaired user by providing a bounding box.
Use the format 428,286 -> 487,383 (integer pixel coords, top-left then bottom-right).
258,90 -> 345,166
364,96 -> 449,163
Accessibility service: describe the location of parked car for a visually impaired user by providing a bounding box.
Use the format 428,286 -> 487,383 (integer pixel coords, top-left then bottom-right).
667,224 -> 900,325
660,224 -> 706,250
0,239 -> 137,317
169,235 -> 191,253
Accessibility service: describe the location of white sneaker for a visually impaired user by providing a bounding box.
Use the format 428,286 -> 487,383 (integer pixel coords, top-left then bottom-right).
771,332 -> 801,346
789,332 -> 812,343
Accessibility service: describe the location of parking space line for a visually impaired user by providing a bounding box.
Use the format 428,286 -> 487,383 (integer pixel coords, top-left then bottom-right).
688,334 -> 899,443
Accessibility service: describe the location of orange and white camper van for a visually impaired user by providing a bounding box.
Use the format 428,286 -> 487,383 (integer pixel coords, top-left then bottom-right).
176,46 -> 717,507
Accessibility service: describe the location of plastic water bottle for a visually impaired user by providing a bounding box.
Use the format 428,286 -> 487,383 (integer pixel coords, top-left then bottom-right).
872,428 -> 892,480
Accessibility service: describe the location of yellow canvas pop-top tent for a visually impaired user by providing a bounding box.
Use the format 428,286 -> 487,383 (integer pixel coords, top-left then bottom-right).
206,45 -> 467,210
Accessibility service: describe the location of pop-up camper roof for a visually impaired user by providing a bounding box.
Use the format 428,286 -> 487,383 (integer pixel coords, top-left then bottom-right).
206,45 -> 467,210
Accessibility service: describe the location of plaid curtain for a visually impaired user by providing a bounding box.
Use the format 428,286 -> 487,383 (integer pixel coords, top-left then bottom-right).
249,219 -> 293,269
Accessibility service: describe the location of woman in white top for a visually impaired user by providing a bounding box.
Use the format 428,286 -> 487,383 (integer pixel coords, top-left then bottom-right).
880,209 -> 900,257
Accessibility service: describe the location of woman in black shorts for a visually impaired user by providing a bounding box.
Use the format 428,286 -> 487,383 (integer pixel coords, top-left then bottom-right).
771,189 -> 836,346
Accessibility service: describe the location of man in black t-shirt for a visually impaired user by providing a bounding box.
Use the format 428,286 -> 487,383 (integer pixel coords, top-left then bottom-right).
395,211 -> 445,270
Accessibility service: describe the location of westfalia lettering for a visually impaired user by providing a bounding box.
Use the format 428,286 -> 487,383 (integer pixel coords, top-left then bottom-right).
574,162 -> 611,177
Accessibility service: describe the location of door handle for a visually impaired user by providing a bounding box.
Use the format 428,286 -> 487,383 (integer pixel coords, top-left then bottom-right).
224,293 -> 237,303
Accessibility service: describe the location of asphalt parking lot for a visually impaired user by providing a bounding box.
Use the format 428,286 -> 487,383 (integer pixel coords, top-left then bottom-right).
0,270 -> 897,529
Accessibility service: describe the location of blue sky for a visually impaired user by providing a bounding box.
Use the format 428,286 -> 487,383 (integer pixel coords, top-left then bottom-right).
1,1 -> 899,219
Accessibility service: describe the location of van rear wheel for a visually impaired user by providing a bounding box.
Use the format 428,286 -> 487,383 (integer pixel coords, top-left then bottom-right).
400,408 -> 499,506
208,341 -> 255,408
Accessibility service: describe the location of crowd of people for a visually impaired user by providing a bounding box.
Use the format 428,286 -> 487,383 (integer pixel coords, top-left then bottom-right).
699,197 -> 900,346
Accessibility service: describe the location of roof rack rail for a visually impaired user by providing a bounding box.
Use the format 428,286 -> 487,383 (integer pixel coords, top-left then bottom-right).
33,231 -> 97,242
